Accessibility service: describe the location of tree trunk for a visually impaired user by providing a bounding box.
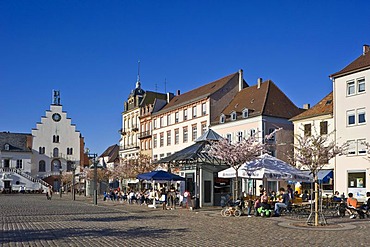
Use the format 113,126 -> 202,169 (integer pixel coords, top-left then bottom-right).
235,169 -> 239,201
314,173 -> 319,226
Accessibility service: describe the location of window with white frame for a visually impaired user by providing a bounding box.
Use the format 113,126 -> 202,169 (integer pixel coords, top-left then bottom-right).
237,131 -> 243,142
226,133 -> 232,143
193,106 -> 197,118
153,155 -> 158,162
183,126 -> 188,143
153,134 -> 157,148
357,139 -> 367,155
231,111 -> 237,121
347,110 -> 356,126
160,117 -> 164,127
167,130 -> 171,146
358,78 -> 365,93
167,114 -> 171,125
175,112 -> 179,123
202,103 -> 206,116
357,108 -> 366,124
192,124 -> 197,141
250,129 -> 256,137
220,114 -> 225,123
175,129 -> 179,144
347,81 -> 355,96
242,109 -> 249,118
183,109 -> 188,121
153,119 -> 157,129
347,140 -> 356,155
16,160 -> 23,169
160,132 -> 164,147
201,122 -> 207,135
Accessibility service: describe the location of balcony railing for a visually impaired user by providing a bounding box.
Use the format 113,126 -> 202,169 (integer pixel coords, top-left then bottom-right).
120,143 -> 140,150
138,130 -> 152,139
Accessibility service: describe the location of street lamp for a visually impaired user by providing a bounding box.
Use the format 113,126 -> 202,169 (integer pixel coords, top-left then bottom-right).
86,150 -> 103,205
71,162 -> 76,201
59,168 -> 63,198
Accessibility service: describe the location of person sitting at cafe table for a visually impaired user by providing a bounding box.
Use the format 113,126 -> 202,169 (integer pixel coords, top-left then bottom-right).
333,191 -> 342,202
260,190 -> 270,210
269,191 -> 277,201
301,190 -> 310,202
346,192 -> 359,219
274,188 -> 290,216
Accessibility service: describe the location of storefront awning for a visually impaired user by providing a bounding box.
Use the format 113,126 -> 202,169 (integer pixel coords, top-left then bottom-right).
318,170 -> 333,183
302,170 -> 333,183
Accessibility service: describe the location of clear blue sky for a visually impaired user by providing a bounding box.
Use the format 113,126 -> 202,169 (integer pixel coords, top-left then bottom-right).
1,1 -> 370,154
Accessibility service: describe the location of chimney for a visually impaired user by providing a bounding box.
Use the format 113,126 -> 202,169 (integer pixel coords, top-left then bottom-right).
238,69 -> 244,91
176,90 -> 181,96
303,103 -> 310,110
363,44 -> 370,55
166,92 -> 174,103
257,78 -> 263,89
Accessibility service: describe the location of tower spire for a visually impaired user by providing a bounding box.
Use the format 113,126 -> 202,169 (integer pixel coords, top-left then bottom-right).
136,60 -> 141,89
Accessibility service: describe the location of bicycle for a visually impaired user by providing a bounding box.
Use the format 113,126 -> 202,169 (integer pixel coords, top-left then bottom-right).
223,206 -> 242,217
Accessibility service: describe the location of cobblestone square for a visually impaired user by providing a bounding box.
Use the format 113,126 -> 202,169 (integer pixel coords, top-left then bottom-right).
1,194 -> 369,246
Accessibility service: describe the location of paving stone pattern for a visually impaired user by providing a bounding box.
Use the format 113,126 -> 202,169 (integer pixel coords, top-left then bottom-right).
1,195 -> 370,246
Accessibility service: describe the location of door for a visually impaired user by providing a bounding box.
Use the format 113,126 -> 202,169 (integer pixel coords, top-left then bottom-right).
4,159 -> 10,168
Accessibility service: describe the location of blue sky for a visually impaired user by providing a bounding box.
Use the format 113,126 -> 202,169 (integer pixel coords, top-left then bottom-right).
1,1 -> 370,154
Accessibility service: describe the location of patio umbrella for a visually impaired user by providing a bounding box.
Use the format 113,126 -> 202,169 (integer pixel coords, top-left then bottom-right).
218,154 -> 312,182
137,170 -> 185,181
137,170 -> 184,208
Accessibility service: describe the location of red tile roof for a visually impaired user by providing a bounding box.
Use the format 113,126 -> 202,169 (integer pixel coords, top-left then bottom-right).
158,72 -> 243,113
330,50 -> 370,78
214,80 -> 303,123
290,92 -> 333,121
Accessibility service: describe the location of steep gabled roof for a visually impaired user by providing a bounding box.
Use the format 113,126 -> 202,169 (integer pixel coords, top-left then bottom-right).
214,80 -> 303,123
330,49 -> 370,78
290,92 -> 333,121
140,91 -> 167,107
0,132 -> 32,152
99,144 -> 119,163
158,72 -> 245,114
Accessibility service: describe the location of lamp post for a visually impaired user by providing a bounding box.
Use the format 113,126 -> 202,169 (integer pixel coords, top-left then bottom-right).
59,168 -> 63,198
71,163 -> 76,201
86,150 -> 99,205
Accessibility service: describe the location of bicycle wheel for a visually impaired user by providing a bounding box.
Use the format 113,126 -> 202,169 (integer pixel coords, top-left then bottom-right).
224,209 -> 232,217
220,208 -> 226,216
234,209 -> 242,217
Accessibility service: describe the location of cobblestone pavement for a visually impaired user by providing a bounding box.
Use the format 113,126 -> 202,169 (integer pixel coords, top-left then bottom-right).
1,194 -> 370,247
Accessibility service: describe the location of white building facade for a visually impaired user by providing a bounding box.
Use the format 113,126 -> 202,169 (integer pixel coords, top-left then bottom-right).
331,45 -> 370,201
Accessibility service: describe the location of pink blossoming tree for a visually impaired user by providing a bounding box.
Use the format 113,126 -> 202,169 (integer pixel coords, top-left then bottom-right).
292,129 -> 346,226
209,130 -> 278,199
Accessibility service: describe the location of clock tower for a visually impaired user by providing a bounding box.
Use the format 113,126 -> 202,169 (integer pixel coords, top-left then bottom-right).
31,91 -> 84,191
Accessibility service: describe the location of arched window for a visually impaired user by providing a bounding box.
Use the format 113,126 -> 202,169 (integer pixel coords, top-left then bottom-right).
51,159 -> 61,171
53,148 -> 59,157
53,135 -> 60,143
39,160 -> 46,172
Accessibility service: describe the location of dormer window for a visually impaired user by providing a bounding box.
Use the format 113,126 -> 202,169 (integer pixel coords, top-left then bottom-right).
242,109 -> 249,118
220,114 -> 225,123
4,144 -> 10,150
231,111 -> 237,121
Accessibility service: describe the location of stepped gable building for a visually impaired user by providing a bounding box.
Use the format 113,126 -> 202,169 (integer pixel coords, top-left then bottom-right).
119,73 -> 168,161
290,92 -> 334,194
212,78 -> 303,162
0,91 -> 86,192
31,91 -> 85,191
151,70 -> 247,162
330,44 -> 370,200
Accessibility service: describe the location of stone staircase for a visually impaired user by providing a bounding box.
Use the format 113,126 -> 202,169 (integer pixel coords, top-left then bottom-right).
0,168 -> 50,190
